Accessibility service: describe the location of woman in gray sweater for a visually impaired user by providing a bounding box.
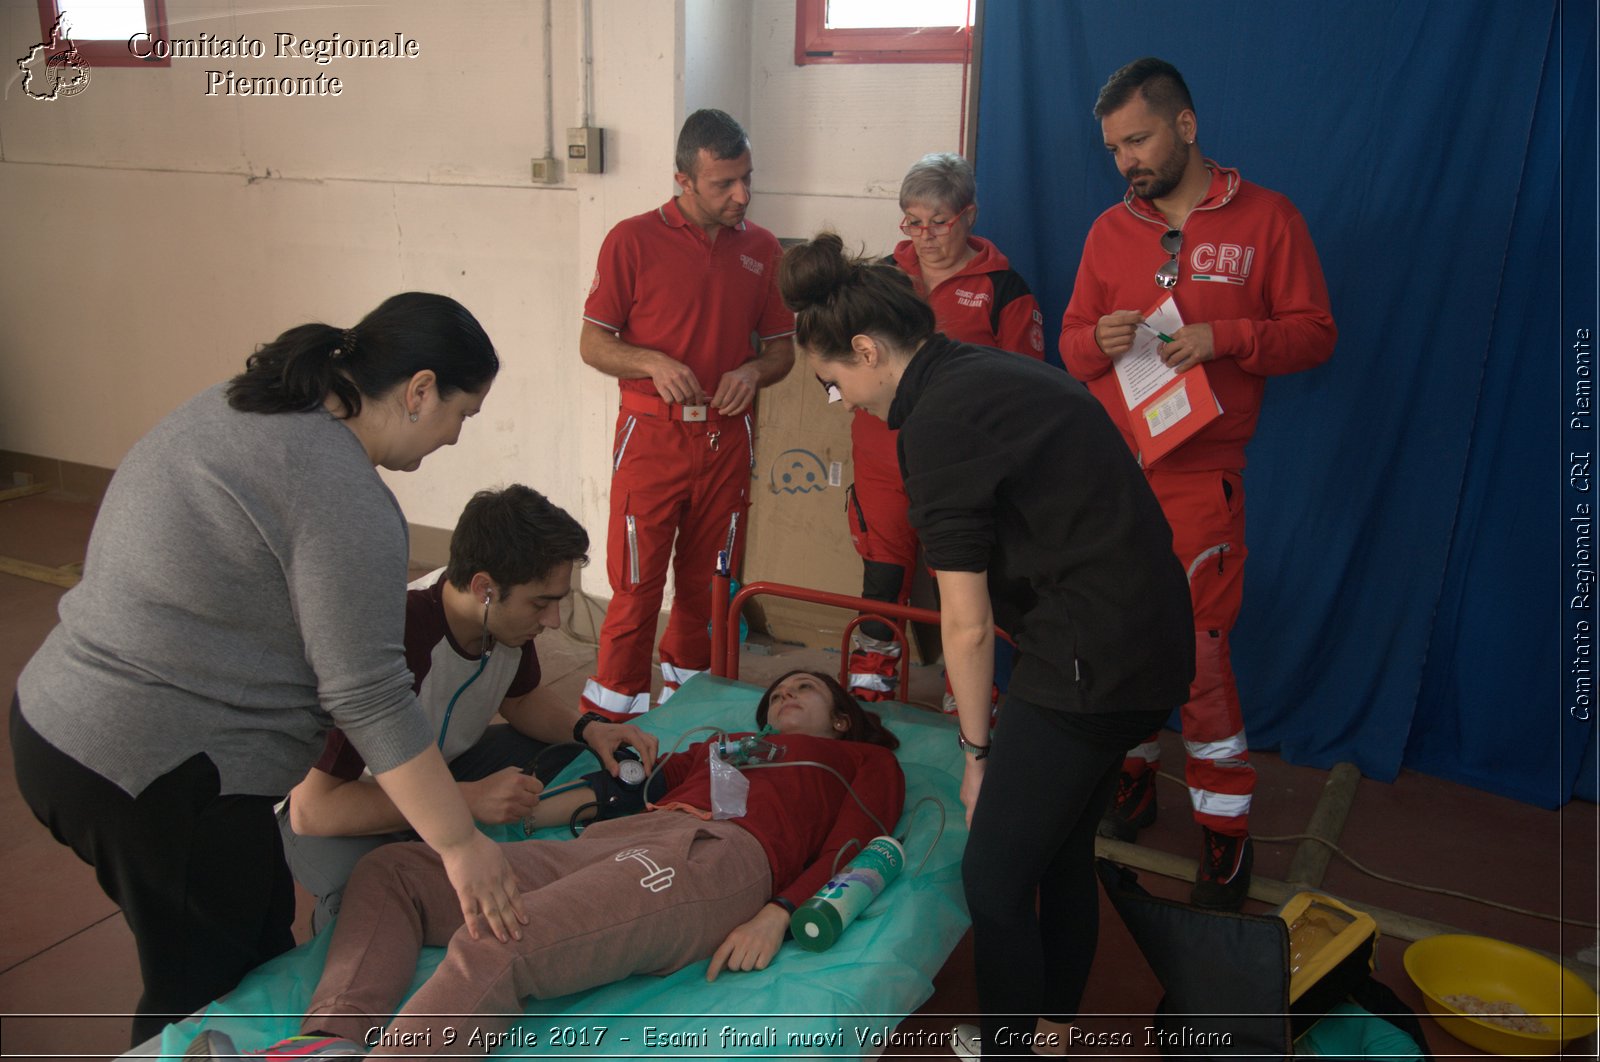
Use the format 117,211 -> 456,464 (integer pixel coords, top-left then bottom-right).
11,292 -> 524,1046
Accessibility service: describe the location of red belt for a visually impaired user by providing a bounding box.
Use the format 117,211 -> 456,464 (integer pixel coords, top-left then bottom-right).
619,390 -> 732,422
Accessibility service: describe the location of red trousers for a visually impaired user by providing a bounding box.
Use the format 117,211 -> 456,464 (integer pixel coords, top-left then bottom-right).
843,412 -> 920,697
847,412 -> 920,596
583,408 -> 751,715
1125,468 -> 1254,835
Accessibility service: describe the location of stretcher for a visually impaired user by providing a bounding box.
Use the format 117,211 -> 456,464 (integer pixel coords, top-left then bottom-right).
155,581 -> 972,1059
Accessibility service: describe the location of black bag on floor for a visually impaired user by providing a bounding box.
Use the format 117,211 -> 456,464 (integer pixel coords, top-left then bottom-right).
1097,859 -> 1293,1057
1095,860 -> 1431,1060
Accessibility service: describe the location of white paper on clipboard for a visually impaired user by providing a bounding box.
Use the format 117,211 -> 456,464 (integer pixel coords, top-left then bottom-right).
1114,298 -> 1187,409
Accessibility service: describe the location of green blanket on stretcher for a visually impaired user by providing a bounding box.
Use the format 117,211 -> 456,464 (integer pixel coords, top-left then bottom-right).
160,674 -> 970,1059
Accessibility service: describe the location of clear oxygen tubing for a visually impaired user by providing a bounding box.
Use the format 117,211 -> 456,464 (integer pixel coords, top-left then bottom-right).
742,759 -> 894,839
638,725 -> 730,811
643,725 -> 951,859
896,795 -> 948,878
801,794 -> 948,886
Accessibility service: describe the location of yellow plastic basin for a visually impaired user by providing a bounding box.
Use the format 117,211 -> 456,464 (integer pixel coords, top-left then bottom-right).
1403,934 -> 1598,1056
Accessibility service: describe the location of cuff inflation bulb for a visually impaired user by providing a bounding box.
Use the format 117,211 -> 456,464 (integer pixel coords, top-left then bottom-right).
790,835 -> 905,952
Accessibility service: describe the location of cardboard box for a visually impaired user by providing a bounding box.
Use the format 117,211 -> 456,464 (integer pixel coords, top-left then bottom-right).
742,358 -> 861,649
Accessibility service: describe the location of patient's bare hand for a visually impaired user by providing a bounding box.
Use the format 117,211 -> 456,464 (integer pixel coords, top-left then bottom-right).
706,904 -> 790,981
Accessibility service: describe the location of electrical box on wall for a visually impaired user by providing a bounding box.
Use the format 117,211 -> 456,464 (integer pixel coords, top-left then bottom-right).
567,126 -> 603,174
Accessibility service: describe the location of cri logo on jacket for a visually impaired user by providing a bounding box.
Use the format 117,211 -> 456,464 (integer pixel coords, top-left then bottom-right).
1187,243 -> 1255,285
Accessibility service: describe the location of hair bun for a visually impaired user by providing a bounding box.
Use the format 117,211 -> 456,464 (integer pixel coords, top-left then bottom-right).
779,232 -> 855,313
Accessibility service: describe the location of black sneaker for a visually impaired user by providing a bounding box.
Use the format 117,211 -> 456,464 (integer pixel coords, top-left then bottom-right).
1096,769 -> 1158,841
1191,828 -> 1253,910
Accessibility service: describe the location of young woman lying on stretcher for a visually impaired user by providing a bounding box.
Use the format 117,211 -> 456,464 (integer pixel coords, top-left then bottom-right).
188,670 -> 903,1059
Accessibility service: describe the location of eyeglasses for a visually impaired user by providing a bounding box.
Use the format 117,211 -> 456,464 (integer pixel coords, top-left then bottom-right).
817,376 -> 842,404
1155,228 -> 1182,290
900,204 -> 973,237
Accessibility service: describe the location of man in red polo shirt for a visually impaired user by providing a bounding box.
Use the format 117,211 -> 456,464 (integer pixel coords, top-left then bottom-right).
579,109 -> 795,715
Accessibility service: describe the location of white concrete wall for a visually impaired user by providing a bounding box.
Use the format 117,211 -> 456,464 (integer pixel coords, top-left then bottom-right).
685,0 -> 750,122
565,0 -> 683,581
0,0 -> 604,538
0,0 -> 964,599
747,0 -> 966,250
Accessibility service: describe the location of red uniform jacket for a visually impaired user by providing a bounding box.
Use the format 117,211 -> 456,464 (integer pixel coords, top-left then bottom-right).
1060,163 -> 1336,471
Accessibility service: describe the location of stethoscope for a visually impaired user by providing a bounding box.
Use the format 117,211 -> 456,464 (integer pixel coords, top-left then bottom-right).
438,589 -> 494,749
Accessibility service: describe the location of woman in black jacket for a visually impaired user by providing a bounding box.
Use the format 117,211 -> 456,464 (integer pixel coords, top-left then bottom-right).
779,234 -> 1193,1058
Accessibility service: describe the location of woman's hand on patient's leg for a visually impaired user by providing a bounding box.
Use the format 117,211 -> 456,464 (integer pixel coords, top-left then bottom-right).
441,832 -> 527,942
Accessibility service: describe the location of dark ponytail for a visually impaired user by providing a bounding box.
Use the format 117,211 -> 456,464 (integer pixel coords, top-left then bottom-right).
227,292 -> 498,417
778,232 -> 934,361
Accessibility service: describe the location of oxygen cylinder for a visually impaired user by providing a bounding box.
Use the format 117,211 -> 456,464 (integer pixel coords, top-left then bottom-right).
790,835 -> 904,952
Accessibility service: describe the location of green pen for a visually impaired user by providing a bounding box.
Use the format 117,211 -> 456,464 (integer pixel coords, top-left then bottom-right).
1140,321 -> 1174,343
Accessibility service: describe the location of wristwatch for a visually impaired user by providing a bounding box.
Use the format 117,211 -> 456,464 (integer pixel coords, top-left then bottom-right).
958,731 -> 991,760
573,710 -> 608,744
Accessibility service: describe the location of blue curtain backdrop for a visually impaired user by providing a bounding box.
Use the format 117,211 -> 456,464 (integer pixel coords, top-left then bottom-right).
972,0 -> 1597,807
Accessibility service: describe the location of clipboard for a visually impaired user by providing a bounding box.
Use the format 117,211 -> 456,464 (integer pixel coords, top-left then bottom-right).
1112,296 -> 1223,466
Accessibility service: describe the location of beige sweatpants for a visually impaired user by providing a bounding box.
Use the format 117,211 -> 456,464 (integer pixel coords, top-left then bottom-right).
305,811 -> 771,1056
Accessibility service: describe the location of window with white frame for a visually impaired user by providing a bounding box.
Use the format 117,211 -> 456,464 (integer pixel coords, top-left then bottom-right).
794,0 -> 974,65
35,0 -> 170,68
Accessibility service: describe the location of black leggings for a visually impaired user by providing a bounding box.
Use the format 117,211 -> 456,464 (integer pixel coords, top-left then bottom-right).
961,695 -> 1170,1058
10,697 -> 295,1047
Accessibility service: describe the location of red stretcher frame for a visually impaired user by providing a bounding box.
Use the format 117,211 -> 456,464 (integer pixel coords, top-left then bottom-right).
710,573 -> 938,700
711,573 -> 1011,703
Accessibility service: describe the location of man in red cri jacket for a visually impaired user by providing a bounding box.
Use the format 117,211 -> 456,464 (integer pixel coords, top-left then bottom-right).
1061,58 -> 1336,909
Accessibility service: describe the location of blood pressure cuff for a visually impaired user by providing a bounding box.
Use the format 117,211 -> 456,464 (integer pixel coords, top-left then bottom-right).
578,760 -> 665,820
